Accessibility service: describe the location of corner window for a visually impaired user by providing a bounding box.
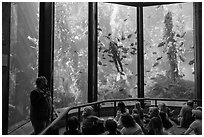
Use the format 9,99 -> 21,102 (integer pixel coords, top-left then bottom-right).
144,3 -> 195,99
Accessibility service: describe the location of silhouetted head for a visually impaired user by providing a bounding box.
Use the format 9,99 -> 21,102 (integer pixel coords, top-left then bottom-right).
187,100 -> 194,107
196,106 -> 202,111
121,113 -> 135,128
105,118 -> 117,133
36,76 -> 47,90
192,109 -> 202,119
149,117 -> 163,135
82,106 -> 94,118
149,107 -> 159,118
135,102 -> 141,109
132,113 -> 142,126
159,103 -> 167,112
117,101 -> 126,113
68,116 -> 79,130
132,109 -> 139,114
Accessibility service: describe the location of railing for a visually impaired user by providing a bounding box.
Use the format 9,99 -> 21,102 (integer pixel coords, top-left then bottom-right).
39,98 -> 202,135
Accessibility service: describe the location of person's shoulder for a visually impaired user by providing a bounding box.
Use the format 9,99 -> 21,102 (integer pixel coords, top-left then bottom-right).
163,131 -> 170,135
64,130 -> 83,135
125,108 -> 130,113
30,89 -> 39,95
192,119 -> 201,125
76,130 -> 83,135
31,89 -> 37,93
182,105 -> 188,108
116,130 -> 122,135
101,131 -> 109,135
181,105 -> 190,111
189,120 -> 198,129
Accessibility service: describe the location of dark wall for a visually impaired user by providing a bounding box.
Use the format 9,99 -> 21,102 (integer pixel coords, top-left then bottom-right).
2,2 -> 11,135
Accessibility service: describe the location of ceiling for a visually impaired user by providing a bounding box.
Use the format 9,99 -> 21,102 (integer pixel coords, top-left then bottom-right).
108,2 -> 183,7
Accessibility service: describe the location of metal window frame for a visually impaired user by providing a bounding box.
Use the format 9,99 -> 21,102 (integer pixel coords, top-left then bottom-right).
38,2 -> 55,120
88,2 -> 98,103
194,3 -> 202,104
2,2 -> 11,135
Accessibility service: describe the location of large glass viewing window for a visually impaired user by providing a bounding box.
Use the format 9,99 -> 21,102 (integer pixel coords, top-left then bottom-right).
53,2 -> 197,108
9,2 -> 39,131
54,2 -> 88,108
97,3 -> 137,100
143,3 -> 195,99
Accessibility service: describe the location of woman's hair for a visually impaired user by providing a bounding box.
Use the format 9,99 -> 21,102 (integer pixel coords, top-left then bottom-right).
68,116 -> 79,130
149,107 -> 159,118
149,117 -> 163,134
135,102 -> 141,109
132,114 -> 142,127
159,103 -> 167,113
121,113 -> 135,128
82,106 -> 94,118
187,100 -> 194,107
132,109 -> 139,114
117,101 -> 126,113
105,118 -> 117,133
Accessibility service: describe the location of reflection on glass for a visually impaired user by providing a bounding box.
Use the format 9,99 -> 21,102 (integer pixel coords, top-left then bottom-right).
54,3 -> 88,108
144,3 -> 195,99
98,3 -> 137,100
9,2 -> 39,130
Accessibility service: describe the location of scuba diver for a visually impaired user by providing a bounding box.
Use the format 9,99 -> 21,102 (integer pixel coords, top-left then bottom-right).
109,41 -> 125,75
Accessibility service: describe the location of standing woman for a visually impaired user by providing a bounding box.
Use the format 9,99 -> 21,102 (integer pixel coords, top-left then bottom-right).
30,76 -> 52,134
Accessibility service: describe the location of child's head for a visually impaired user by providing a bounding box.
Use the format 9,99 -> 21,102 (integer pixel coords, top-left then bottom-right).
68,116 -> 79,130
117,101 -> 126,113
132,109 -> 139,114
149,117 -> 163,134
105,118 -> 117,133
121,113 -> 135,128
82,106 -> 94,118
159,103 -> 166,112
192,109 -> 202,119
135,102 -> 141,109
187,100 -> 194,107
149,107 -> 159,118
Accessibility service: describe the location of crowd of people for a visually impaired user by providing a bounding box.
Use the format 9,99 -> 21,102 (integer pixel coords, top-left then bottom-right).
63,100 -> 202,135
30,76 -> 202,135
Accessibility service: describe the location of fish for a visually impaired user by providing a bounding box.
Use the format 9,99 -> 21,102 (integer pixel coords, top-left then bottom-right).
156,57 -> 163,61
189,59 -> 195,65
130,43 -> 134,46
98,61 -> 103,65
153,62 -> 159,67
158,42 -> 165,47
179,55 -> 185,62
98,28 -> 102,31
127,34 -> 133,39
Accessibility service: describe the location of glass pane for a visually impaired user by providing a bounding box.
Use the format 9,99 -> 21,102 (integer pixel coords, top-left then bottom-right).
144,3 -> 195,99
98,3 -> 137,100
9,2 -> 39,130
54,2 -> 88,108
